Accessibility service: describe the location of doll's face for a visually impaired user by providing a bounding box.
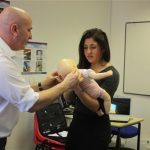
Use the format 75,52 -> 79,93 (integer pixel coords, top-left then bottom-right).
57,59 -> 77,79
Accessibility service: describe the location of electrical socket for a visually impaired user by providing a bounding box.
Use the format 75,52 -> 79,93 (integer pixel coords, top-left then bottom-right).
147,140 -> 150,150
147,140 -> 150,144
147,147 -> 150,150
141,139 -> 150,149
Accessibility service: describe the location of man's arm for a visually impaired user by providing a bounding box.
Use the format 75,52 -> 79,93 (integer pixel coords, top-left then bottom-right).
29,70 -> 79,112
31,72 -> 60,92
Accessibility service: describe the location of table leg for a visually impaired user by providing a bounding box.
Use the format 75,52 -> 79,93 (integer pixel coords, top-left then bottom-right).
137,123 -> 141,150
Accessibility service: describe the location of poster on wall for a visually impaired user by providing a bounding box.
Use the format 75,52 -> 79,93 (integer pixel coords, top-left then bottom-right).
16,41 -> 47,75
0,0 -> 10,13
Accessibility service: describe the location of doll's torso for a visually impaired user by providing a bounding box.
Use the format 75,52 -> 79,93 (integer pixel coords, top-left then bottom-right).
79,69 -> 103,98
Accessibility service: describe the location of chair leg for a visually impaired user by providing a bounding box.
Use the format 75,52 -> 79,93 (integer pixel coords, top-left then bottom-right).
137,123 -> 141,150
115,128 -> 121,150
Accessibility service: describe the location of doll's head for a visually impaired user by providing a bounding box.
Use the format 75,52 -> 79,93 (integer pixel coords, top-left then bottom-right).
57,59 -> 77,79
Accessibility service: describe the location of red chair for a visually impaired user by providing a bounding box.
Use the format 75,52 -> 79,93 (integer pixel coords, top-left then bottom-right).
33,103 -> 68,150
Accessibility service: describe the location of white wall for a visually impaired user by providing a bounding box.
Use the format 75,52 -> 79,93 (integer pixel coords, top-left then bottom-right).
11,0 -> 111,71
6,1 -> 111,150
110,0 -> 150,149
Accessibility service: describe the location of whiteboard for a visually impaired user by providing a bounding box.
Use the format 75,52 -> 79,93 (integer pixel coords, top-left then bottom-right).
123,21 -> 150,96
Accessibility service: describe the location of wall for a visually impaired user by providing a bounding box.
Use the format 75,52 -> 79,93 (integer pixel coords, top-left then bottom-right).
110,0 -> 150,149
11,0 -> 111,71
6,0 -> 111,150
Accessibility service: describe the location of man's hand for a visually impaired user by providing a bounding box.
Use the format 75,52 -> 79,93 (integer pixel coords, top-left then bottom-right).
42,71 -> 61,89
62,69 -> 80,90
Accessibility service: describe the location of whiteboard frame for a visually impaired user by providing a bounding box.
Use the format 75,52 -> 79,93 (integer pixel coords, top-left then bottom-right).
123,21 -> 150,96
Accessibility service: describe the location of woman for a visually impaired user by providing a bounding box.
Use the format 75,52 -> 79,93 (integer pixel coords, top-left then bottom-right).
64,28 -> 119,150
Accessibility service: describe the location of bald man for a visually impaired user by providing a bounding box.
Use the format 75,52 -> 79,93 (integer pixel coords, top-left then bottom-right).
0,6 -> 80,149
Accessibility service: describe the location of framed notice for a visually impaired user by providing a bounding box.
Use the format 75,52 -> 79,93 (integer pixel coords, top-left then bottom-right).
16,41 -> 47,75
0,1 -> 10,13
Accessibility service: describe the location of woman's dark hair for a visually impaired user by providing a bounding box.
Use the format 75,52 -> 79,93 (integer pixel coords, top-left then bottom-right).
77,28 -> 110,69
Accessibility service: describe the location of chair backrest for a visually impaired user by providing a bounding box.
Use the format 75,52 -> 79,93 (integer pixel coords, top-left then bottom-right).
34,114 -> 65,150
36,103 -> 67,136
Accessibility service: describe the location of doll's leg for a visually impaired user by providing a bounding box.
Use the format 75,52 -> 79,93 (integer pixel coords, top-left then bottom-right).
100,90 -> 111,114
97,109 -> 104,116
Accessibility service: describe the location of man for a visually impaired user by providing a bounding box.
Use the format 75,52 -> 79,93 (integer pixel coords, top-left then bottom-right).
0,6 -> 79,149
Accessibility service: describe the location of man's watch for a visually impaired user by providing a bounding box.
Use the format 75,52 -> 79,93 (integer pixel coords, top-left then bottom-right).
38,82 -> 43,91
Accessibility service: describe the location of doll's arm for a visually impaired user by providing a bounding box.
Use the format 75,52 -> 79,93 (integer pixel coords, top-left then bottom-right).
88,69 -> 113,80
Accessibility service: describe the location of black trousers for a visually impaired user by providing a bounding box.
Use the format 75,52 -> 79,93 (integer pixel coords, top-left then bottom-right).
0,138 -> 7,150
65,111 -> 111,150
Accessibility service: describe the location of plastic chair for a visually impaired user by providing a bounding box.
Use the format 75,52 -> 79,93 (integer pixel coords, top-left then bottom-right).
33,103 -> 68,150
111,123 -> 141,150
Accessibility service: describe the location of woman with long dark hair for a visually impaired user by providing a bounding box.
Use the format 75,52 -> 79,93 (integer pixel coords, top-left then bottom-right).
64,28 -> 120,150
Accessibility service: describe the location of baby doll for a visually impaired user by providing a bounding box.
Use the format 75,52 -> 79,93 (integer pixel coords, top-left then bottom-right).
57,59 -> 113,116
